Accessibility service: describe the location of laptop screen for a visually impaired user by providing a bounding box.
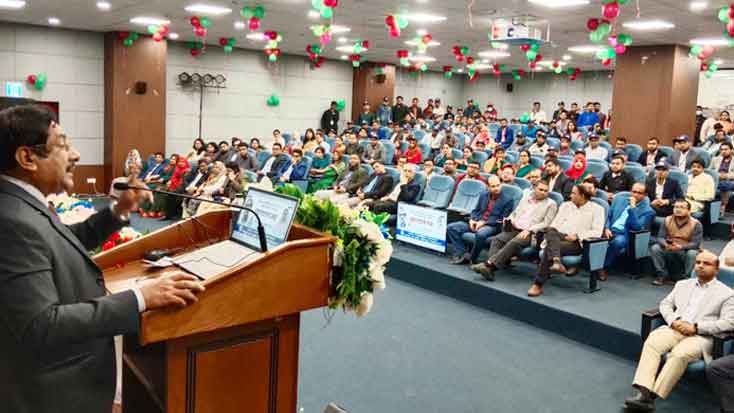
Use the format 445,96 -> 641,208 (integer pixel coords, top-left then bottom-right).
231,188 -> 299,251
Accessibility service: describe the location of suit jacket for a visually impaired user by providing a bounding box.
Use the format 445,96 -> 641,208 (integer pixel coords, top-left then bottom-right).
363,173 -> 394,200
545,172 -> 574,201
494,127 -> 514,149
669,150 -> 696,172
337,167 -> 369,195
0,179 -> 139,413
637,150 -> 664,167
645,176 -> 683,204
711,156 -> 734,180
396,181 -> 421,204
660,278 -> 734,363
469,190 -> 515,224
606,195 -> 655,234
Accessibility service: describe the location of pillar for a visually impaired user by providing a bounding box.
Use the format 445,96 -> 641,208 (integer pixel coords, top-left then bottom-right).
104,33 -> 167,188
351,63 -> 396,123
610,45 -> 699,147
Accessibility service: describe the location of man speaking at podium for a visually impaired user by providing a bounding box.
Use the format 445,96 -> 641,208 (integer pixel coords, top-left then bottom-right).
0,105 -> 205,413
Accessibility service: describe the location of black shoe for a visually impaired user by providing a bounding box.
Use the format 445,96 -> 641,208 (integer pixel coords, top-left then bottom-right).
449,256 -> 469,265
652,277 -> 668,286
624,389 -> 655,411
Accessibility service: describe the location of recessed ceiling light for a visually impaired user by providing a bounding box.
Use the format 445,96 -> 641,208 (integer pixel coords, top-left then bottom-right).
409,55 -> 436,62
714,59 -> 724,64
246,32 -> 267,41
48,17 -> 61,25
473,64 -> 493,70
562,54 -> 572,60
528,0 -> 589,7
403,13 -> 447,23
481,59 -> 489,63
340,55 -> 348,60
568,45 -> 603,53
622,20 -> 675,30
689,1 -> 708,11
96,1 -> 111,10
338,37 -> 348,43
478,50 -> 511,58
130,17 -> 171,26
330,25 -> 351,34
416,29 -> 427,36
307,10 -> 320,19
537,60 -> 566,66
168,32 -> 179,40
457,68 -> 463,73
0,0 -> 26,9
404,39 -> 440,47
234,21 -> 246,30
690,37 -> 731,46
489,42 -> 509,50
184,4 -> 232,15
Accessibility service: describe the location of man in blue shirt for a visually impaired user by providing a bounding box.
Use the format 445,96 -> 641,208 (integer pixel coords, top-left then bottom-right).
495,118 -> 514,149
576,102 -> 600,128
522,120 -> 539,139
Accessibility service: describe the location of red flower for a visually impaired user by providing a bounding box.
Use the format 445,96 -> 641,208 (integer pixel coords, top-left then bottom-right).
102,241 -> 115,251
109,232 -> 121,242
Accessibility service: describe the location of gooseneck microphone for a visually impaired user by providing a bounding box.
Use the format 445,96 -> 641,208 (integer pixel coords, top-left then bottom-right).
113,182 -> 268,252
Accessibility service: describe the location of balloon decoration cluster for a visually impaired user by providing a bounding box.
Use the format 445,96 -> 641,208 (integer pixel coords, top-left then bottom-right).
264,31 -> 282,62
718,4 -> 734,44
491,63 -> 506,77
146,24 -> 169,42
384,14 -> 409,38
466,62 -> 479,81
442,65 -> 453,78
186,40 -> 205,57
519,113 -> 531,123
451,45 -> 470,62
549,61 -> 564,74
414,34 -> 433,52
190,16 -> 212,38
520,43 -> 542,69
311,24 -> 334,46
700,60 -> 719,78
375,62 -> 387,76
311,0 -> 338,19
566,67 -> 582,81
240,4 -> 266,31
306,44 -> 325,68
118,31 -> 140,47
511,69 -> 526,81
690,45 -> 717,77
334,99 -> 346,111
396,49 -> 411,66
348,40 -> 369,68
266,94 -> 280,107
26,73 -> 47,90
586,0 -> 633,66
219,37 -> 236,54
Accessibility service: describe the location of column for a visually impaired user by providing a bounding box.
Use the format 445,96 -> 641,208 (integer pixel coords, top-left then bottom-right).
351,63 -> 396,123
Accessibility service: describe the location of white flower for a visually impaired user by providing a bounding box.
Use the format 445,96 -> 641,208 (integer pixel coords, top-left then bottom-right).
369,265 -> 386,290
336,203 -> 360,220
374,240 -> 393,266
355,292 -> 373,317
119,227 -> 142,239
332,242 -> 344,267
353,219 -> 384,244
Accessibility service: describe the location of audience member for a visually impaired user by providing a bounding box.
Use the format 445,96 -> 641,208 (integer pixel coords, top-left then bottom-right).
637,137 -> 663,170
558,135 -> 572,156
403,137 -> 423,164
258,143 -> 292,182
577,102 -> 600,128
148,157 -> 189,219
442,159 -> 458,179
530,102 -> 547,123
314,154 -> 368,202
685,158 -> 715,214
499,164 -> 515,185
280,149 -> 308,183
141,152 -> 167,184
204,141 -> 219,159
185,138 -> 205,164
234,143 -> 257,172
365,164 -> 421,214
508,132 -> 529,152
599,155 -> 634,203
522,120 -> 539,139
344,132 -> 364,157
363,134 -> 386,165
434,144 -> 453,167
357,101 -> 376,126
528,131 -> 550,157
453,160 -> 487,194
543,158 -> 573,200
495,118 -> 514,149
646,160 -> 683,217
528,184 -> 605,297
341,161 -> 394,208
183,160 -> 227,216
483,147 -> 508,174
703,128 -> 728,156
320,101 -> 340,134
377,96 -> 392,126
650,199 -> 702,286
515,150 -> 536,178
707,354 -> 734,413
625,251 -> 734,411
585,134 -> 608,161
565,153 -> 590,185
422,160 -> 435,180
221,163 -> 249,198
308,150 -> 346,193
712,142 -> 734,216
392,96 -> 409,124
670,135 -> 695,172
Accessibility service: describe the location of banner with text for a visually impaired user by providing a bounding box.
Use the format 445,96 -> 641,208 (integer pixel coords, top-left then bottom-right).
395,202 -> 447,253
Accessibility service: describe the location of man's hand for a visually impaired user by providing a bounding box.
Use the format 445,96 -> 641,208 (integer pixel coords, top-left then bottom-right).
629,196 -> 637,208
677,321 -> 697,336
565,233 -> 578,242
517,230 -> 530,240
115,176 -> 153,216
604,229 -> 613,239
139,272 -> 205,310
607,193 -> 614,203
668,243 -> 682,252
474,221 -> 486,231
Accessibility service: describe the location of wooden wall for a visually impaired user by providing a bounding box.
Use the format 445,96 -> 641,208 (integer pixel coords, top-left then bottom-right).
351,63 -> 396,123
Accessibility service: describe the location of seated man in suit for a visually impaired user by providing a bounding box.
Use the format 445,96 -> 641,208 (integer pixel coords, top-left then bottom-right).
447,176 -> 514,265
471,179 -> 558,281
279,149 -> 309,183
597,183 -> 655,280
624,250 -> 734,412
599,154 -> 634,203
685,158 -> 715,215
314,154 -> 369,203
707,354 -> 734,413
637,136 -> 664,171
670,135 -> 695,172
0,105 -> 204,413
452,160 -> 488,195
645,160 -> 683,217
364,164 -> 421,214
342,161 -> 394,208
650,199 -> 703,286
711,142 -> 734,217
542,157 -> 573,200
528,184 -> 605,297
258,143 -> 292,182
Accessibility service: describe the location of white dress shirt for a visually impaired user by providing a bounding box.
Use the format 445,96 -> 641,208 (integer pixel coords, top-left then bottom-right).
585,146 -> 609,161
681,280 -> 711,323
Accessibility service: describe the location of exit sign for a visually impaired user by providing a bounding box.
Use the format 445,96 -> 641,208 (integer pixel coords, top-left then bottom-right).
4,82 -> 23,98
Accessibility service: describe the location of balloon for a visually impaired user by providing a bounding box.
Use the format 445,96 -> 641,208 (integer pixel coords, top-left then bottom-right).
129,32 -> 139,40
195,26 -> 206,37
709,63 -> 719,71
460,46 -> 469,56
352,61 -> 360,67
219,38 -> 228,46
701,45 -> 714,58
362,40 -> 369,49
602,58 -> 612,66
321,6 -> 333,19
587,18 -> 600,31
598,22 -> 612,37
118,31 -> 130,40
147,25 -> 159,34
200,17 -> 211,28
422,34 -> 432,44
466,56 -> 474,64
719,7 -> 731,23
552,61 -> 559,68
386,15 -> 395,27
190,48 -> 200,57
241,7 -> 254,19
228,38 -> 236,46
267,94 -> 280,106
249,17 -> 260,30
26,74 -> 36,84
324,0 -> 338,7
190,16 -> 201,27
614,44 -> 626,54
520,44 -> 530,52
444,72 -> 453,79
554,67 -> 563,74
534,53 -> 542,62
589,30 -> 603,43
526,50 -> 537,61
689,45 -> 702,56
223,45 -> 233,53
123,38 -> 134,47
617,33 -> 632,46
728,20 -> 734,37
158,25 -> 169,35
320,33 -> 331,45
389,28 -> 400,38
530,43 -> 539,52
602,2 -> 620,20
335,99 -> 346,111
517,69 -> 526,76
254,5 -> 265,19
595,49 -> 607,60
311,0 -> 323,9
529,61 -> 537,69
396,15 -> 409,29
519,113 -> 530,123
400,57 -> 409,66
420,63 -> 428,71
152,33 -> 163,42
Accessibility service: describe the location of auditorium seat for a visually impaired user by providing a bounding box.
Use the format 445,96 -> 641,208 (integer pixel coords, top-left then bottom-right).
243,170 -> 258,184
256,150 -> 272,168
326,137 -> 336,149
291,156 -> 313,193
382,141 -> 396,165
361,164 -> 373,176
455,133 -> 466,148
504,151 -> 518,164
624,144 -> 643,162
557,157 -> 572,171
658,145 -> 674,160
513,177 -> 531,190
413,171 -> 427,199
418,143 -> 431,161
530,156 -> 545,169
547,138 -> 560,151
414,130 -> 426,141
418,175 -> 454,209
623,165 -> 647,184
586,162 -> 609,181
570,140 -> 586,152
472,151 -> 489,166
610,191 -> 652,273
378,127 -> 391,140
282,133 -> 292,146
690,147 -> 711,168
594,188 -> 609,202
447,178 -> 487,215
384,166 -> 402,190
451,148 -> 463,160
548,191 -> 564,207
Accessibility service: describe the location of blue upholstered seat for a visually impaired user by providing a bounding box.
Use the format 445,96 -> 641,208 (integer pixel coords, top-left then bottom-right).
418,175 -> 455,209
447,179 -> 487,214
624,144 -> 643,162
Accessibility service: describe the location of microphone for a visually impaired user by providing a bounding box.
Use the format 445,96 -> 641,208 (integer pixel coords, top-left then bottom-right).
113,182 -> 268,252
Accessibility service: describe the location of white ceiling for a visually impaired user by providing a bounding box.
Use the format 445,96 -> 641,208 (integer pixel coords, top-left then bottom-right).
2,0 -> 734,72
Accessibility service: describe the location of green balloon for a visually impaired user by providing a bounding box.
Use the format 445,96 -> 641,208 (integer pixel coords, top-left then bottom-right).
589,30 -> 603,43
618,33 -> 632,46
311,0 -> 322,9
420,63 -> 428,71
399,57 -> 409,66
554,67 -> 563,74
690,45 -> 702,56
513,74 -> 521,81
499,64 -> 506,71
241,7 -> 254,19
223,45 -> 233,53
37,73 -> 47,83
129,32 -> 139,41
312,45 -> 321,54
595,49 -> 607,60
352,61 -> 360,67
530,43 -> 539,52
123,38 -> 134,47
396,15 -> 409,29
605,47 -> 617,59
460,46 -> 469,55
269,54 -> 277,62
598,23 -> 611,37
147,25 -> 159,34
227,38 -> 236,46
618,0 -> 629,4
335,99 -> 346,111
719,7 -> 730,23
526,50 -> 537,61
705,71 -> 714,79
267,94 -> 280,106
254,5 -> 265,19
709,63 -> 719,71
200,17 -> 211,28
519,113 -> 530,123
566,67 -> 574,75
444,72 -> 453,79
321,6 -> 333,18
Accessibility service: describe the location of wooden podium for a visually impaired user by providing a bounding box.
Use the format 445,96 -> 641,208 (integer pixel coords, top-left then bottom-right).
95,210 -> 335,413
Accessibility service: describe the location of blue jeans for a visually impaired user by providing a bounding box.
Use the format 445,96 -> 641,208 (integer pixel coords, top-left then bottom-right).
604,232 -> 628,268
719,180 -> 734,192
446,221 -> 500,262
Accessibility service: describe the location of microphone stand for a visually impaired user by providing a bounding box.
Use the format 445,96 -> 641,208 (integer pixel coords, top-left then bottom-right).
114,183 -> 268,252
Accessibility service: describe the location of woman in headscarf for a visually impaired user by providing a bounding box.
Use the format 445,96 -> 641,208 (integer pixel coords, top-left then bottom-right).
151,157 -> 190,219
123,149 -> 142,176
184,161 -> 228,217
308,150 -> 346,193
565,152 -> 591,185
515,150 -> 536,178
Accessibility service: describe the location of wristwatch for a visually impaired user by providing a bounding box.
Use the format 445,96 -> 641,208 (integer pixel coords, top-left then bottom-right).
694,323 -> 699,334
109,201 -> 130,223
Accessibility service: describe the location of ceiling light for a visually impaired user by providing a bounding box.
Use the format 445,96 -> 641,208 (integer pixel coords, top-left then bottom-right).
130,17 -> 171,26
690,37 -> 731,46
457,68 -> 464,73
409,55 -> 436,62
714,59 -> 724,65
340,55 -> 348,60
96,1 -> 111,10
338,37 -> 348,43
48,17 -> 61,25
537,60 -> 566,66
478,50 -> 511,58
416,29 -> 427,36
568,45 -> 603,53
528,0 -> 590,7
246,32 -> 267,41
403,13 -> 447,23
168,32 -> 179,40
330,25 -> 351,34
689,1 -> 708,11
481,59 -> 489,63
562,54 -> 572,61
336,45 -> 356,53
622,20 -> 675,30
307,10 -> 320,18
489,42 -> 509,50
0,0 -> 25,9
473,64 -> 492,70
184,4 -> 232,15
405,39 -> 440,47
234,21 -> 246,30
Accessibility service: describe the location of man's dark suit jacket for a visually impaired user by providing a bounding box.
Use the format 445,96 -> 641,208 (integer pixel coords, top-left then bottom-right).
363,173 -> 394,200
645,176 -> 684,216
0,179 -> 140,413
636,150 -> 664,167
544,172 -> 574,200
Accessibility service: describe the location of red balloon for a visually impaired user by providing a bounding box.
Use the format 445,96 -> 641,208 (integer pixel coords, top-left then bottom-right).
266,31 -> 278,40
152,33 -> 163,42
517,69 -> 526,76
158,25 -> 169,35
520,44 -> 530,52
452,46 -> 460,54
385,15 -> 395,27
422,34 -> 432,44
190,48 -> 200,57
324,0 -> 338,7
389,28 -> 400,38
249,17 -> 260,31
362,40 -> 369,49
602,58 -> 612,66
614,44 -> 626,54
456,55 -> 464,62
602,2 -> 620,20
190,16 -> 201,27
729,6 -> 734,19
466,56 -> 474,64
194,26 -> 206,37
701,63 -> 708,72
534,54 -> 542,62
529,61 -> 537,69
117,31 -> 130,40
574,68 -> 581,74
219,37 -> 229,46
552,61 -> 559,68
570,75 -> 577,80
586,18 -> 600,31
26,74 -> 37,85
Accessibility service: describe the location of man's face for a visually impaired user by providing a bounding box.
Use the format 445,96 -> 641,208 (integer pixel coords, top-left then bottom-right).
533,183 -> 550,200
647,140 -> 658,151
359,129 -> 368,139
589,138 -> 599,148
571,103 -> 578,111
220,143 -> 229,152
536,135 -> 545,145
442,145 -> 450,155
273,130 -> 280,137
488,178 -> 501,195
238,146 -> 248,156
570,186 -> 583,205
467,163 -> 480,177
533,103 -> 540,111
631,183 -> 646,203
374,163 -> 385,174
370,137 -> 379,146
679,140 -> 690,151
610,158 -> 624,173
594,103 -> 601,111
691,163 -> 704,176
155,154 -> 164,163
330,103 -> 336,111
272,146 -> 282,156
397,158 -> 406,168
586,104 -> 594,112
721,145 -> 732,158
694,251 -> 719,281
349,155 -> 360,168
444,160 -> 456,174
560,139 -> 570,149
292,153 -> 302,163
198,162 -> 208,172
716,131 -> 725,142
363,104 -> 370,112
655,168 -> 668,180
424,161 -> 434,171
397,97 -> 403,105
412,98 -> 418,105
404,168 -> 415,181
673,201 -> 690,218
28,122 -> 80,194
527,170 -> 541,185
500,168 -> 514,183
615,140 -> 626,149
349,134 -> 358,144
544,162 -> 559,176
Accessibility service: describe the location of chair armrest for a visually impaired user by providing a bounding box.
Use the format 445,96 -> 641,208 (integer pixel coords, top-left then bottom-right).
629,230 -> 651,259
713,332 -> 734,359
707,200 -> 722,225
641,308 -> 663,342
582,238 -> 610,272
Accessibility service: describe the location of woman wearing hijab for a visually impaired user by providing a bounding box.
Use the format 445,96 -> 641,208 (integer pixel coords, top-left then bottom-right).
565,153 -> 591,185
515,150 -> 536,178
308,150 -> 346,193
151,157 -> 190,219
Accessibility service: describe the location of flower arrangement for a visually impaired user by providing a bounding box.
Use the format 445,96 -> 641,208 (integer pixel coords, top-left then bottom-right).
274,184 -> 393,316
97,227 -> 144,253
47,193 -> 96,225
